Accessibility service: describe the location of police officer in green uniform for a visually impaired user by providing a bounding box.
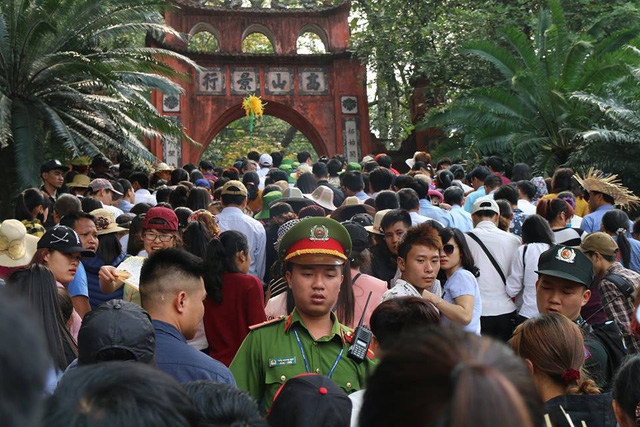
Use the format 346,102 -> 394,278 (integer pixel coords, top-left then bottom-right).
230,217 -> 376,411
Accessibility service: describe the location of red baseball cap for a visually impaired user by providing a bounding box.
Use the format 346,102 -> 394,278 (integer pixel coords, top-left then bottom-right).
142,207 -> 178,231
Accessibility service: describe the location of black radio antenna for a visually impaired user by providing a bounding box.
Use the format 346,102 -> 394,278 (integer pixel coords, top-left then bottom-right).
356,291 -> 373,328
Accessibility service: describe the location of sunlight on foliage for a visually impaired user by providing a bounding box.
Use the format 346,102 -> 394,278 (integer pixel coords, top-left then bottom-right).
242,33 -> 275,53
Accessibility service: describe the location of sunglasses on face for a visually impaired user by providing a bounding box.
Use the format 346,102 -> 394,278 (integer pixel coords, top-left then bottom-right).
443,244 -> 456,255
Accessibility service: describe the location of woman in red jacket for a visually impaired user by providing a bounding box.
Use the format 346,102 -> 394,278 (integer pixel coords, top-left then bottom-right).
202,230 -> 266,366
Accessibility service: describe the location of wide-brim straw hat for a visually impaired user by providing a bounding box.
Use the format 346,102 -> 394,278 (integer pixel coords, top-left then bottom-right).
304,186 -> 337,211
90,209 -> 127,235
291,164 -> 313,180
68,174 -> 91,189
574,168 -> 640,208
364,209 -> 392,235
273,187 -> 314,213
330,196 -> 376,222
0,220 -> 39,268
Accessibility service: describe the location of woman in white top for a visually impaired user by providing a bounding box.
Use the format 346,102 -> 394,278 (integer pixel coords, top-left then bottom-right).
424,227 -> 482,335
506,215 -> 554,323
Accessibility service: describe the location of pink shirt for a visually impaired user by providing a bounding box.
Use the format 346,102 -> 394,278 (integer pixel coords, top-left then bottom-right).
57,282 -> 81,342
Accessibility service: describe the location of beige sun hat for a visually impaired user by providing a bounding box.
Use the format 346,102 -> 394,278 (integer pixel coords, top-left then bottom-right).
155,162 -> 173,172
0,220 -> 39,268
291,164 -> 313,180
574,168 -> 640,208
364,209 -> 392,235
330,196 -> 376,222
303,186 -> 337,211
68,174 -> 91,189
90,209 -> 127,235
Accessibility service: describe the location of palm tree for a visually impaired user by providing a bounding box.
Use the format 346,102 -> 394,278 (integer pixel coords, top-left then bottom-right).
570,60 -> 640,193
421,0 -> 640,175
0,0 -> 199,216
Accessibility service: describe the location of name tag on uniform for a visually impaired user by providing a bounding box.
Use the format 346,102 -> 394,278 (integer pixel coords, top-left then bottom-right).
269,357 -> 297,367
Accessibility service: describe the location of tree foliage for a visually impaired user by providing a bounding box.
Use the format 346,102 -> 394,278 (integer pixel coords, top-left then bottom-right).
420,0 -> 640,177
350,0 -> 640,146
0,0 -> 200,214
202,115 -> 317,167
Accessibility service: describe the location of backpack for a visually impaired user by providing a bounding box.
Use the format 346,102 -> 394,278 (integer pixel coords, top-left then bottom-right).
584,272 -> 635,380
588,320 -> 628,382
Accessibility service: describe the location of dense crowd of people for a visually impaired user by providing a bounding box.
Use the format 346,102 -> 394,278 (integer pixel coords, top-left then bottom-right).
1,150 -> 640,427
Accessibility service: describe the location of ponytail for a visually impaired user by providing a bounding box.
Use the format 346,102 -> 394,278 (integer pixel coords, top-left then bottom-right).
203,238 -> 225,304
602,209 -> 632,268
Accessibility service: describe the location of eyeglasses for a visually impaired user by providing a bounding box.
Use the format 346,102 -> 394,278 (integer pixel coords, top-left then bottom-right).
443,244 -> 456,255
143,232 -> 175,242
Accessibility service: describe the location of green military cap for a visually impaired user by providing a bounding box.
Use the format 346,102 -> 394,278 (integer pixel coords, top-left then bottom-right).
254,191 -> 283,220
346,162 -> 362,172
278,217 -> 352,265
281,158 -> 294,166
279,164 -> 296,183
535,244 -> 594,287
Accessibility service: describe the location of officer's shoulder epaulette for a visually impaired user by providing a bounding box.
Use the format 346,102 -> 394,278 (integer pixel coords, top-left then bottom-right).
248,316 -> 285,331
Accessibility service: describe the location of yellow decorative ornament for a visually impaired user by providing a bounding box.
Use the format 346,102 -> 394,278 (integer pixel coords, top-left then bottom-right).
241,95 -> 265,137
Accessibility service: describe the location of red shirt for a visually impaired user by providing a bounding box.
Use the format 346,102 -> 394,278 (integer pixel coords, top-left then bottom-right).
203,272 -> 266,366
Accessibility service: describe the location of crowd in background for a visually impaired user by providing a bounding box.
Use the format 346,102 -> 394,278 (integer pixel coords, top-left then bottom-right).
2,149 -> 640,427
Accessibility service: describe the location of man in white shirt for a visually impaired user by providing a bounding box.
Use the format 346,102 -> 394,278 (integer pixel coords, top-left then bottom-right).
216,181 -> 267,282
515,180 -> 537,216
129,172 -> 157,206
257,154 -> 272,189
465,198 -> 520,341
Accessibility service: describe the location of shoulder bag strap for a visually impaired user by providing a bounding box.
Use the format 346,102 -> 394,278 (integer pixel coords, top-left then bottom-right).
467,231 -> 507,284
352,273 -> 362,285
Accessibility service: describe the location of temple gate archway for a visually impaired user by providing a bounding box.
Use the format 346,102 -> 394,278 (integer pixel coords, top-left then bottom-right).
148,1 -> 371,166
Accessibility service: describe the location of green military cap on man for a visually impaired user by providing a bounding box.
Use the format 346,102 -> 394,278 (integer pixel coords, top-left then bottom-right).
230,216 -> 373,412
278,217 -> 352,265
535,244 -> 594,287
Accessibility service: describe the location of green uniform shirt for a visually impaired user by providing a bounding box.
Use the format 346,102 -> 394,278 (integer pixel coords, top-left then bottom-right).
230,308 -> 376,411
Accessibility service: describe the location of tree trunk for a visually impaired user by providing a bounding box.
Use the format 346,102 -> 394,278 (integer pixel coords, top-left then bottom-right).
0,144 -> 18,220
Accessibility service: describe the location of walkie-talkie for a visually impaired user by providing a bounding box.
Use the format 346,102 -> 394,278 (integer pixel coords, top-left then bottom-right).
347,291 -> 373,363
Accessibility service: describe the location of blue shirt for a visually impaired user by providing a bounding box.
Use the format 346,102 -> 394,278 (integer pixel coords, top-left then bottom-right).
67,262 -> 89,298
448,206 -> 473,232
419,199 -> 452,226
464,187 -> 486,213
442,268 -> 482,335
83,253 -> 126,309
153,319 -> 236,385
354,191 -> 370,201
581,205 -> 613,234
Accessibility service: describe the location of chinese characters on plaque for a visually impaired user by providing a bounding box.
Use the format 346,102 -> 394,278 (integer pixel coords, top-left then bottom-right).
342,118 -> 360,163
162,116 -> 182,167
197,68 -> 225,94
298,68 -> 328,95
265,67 -> 294,95
231,67 -> 259,94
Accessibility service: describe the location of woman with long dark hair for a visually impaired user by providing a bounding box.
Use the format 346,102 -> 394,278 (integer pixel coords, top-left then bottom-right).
602,209 -> 640,273
506,215 -> 554,323
425,227 -> 482,334
242,171 -> 262,214
202,231 -> 266,366
6,264 -> 78,373
83,209 -> 128,308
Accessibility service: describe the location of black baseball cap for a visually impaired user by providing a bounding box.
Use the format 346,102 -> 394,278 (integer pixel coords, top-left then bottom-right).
78,300 -> 155,365
342,220 -> 370,253
41,159 -> 68,173
37,225 -> 96,257
267,374 -> 352,426
535,245 -> 594,287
